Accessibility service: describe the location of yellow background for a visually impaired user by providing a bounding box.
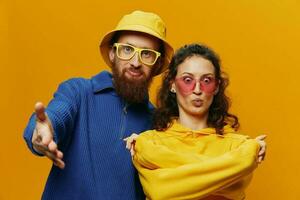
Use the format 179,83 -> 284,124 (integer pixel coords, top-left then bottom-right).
2,0 -> 300,199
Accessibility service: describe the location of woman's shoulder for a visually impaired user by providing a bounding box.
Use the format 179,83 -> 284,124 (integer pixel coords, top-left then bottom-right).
137,129 -> 171,143
223,132 -> 250,140
139,129 -> 163,137
221,125 -> 247,140
222,130 -> 259,149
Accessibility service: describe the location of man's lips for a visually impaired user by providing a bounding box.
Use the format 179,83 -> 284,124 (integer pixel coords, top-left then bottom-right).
126,69 -> 143,77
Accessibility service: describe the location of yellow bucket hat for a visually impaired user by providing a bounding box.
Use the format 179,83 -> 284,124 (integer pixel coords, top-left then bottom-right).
100,10 -> 173,76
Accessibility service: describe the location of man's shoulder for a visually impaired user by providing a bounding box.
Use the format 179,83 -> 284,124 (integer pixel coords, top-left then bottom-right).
59,76 -> 91,92
58,70 -> 112,92
64,76 -> 90,84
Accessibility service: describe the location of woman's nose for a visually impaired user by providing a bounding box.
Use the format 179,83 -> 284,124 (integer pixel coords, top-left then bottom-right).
193,81 -> 202,95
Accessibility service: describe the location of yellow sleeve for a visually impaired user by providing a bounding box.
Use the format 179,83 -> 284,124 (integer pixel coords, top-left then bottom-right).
133,135 -> 260,200
213,173 -> 253,200
133,133 -> 211,169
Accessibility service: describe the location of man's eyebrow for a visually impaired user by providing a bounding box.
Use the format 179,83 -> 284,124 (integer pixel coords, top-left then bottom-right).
125,42 -> 155,50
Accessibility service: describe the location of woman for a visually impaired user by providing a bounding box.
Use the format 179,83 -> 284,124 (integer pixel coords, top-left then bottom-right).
125,44 -> 266,200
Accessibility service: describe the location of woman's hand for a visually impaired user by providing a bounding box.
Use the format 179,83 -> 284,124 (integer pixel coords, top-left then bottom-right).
255,135 -> 267,163
124,133 -> 139,156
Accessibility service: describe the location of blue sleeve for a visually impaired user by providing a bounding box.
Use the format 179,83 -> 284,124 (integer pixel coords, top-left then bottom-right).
23,78 -> 83,156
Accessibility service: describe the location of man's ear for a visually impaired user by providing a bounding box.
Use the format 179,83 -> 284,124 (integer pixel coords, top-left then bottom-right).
109,47 -> 115,62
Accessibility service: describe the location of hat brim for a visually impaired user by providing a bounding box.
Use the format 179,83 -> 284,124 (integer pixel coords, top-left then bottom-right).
100,29 -> 173,76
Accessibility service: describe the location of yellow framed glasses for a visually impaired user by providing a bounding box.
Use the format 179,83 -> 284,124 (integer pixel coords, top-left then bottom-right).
113,43 -> 161,66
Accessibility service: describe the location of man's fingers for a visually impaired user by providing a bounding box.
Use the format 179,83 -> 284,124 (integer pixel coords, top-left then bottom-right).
55,160 -> 65,169
44,151 -> 65,169
33,103 -> 54,146
40,146 -> 65,169
48,140 -> 58,152
33,142 -> 51,154
35,102 -> 47,122
34,141 -> 64,159
48,141 -> 64,159
33,138 -> 65,169
32,128 -> 39,142
41,133 -> 53,146
56,151 -> 64,159
43,148 -> 58,160
32,141 -> 45,155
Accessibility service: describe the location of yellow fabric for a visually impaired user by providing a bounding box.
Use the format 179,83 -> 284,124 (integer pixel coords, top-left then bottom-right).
133,122 -> 260,200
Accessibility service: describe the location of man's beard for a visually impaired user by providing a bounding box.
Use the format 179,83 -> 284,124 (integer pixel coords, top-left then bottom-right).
112,65 -> 152,104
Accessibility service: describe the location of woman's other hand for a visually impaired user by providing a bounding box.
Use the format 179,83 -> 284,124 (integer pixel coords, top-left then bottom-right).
255,135 -> 267,163
124,133 -> 139,156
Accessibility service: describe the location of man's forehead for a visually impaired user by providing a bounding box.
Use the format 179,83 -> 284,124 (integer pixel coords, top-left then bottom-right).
117,31 -> 161,49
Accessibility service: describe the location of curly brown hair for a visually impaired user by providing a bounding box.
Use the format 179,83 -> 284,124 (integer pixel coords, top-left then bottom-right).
152,43 -> 239,134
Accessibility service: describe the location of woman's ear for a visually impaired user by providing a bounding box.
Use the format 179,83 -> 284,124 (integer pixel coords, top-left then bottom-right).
214,80 -> 220,95
170,82 -> 176,93
214,87 -> 219,95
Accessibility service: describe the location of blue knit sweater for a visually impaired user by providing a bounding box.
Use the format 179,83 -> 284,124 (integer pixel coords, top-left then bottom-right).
23,71 -> 154,200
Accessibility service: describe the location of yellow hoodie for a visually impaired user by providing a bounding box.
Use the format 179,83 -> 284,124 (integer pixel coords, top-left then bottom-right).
133,121 -> 260,200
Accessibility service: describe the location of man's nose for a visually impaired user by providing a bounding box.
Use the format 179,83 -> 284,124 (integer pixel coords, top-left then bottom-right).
129,52 -> 142,68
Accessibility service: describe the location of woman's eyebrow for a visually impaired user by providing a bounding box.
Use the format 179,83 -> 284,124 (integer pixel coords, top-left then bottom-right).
179,72 -> 214,77
180,72 -> 194,76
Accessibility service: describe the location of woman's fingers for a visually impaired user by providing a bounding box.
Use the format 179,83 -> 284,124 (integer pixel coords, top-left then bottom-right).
255,135 -> 267,141
124,133 -> 139,156
255,135 -> 267,163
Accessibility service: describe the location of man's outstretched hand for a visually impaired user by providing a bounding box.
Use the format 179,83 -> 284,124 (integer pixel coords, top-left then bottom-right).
32,102 -> 65,169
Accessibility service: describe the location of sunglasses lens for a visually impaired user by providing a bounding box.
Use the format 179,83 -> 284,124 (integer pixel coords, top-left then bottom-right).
175,78 -> 196,95
117,44 -> 135,59
140,50 -> 158,65
200,77 -> 217,94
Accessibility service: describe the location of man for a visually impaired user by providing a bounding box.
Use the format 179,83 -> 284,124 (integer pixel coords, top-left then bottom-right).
23,10 -> 173,200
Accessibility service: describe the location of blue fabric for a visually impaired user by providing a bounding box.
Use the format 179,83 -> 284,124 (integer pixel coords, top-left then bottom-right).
23,71 -> 154,200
